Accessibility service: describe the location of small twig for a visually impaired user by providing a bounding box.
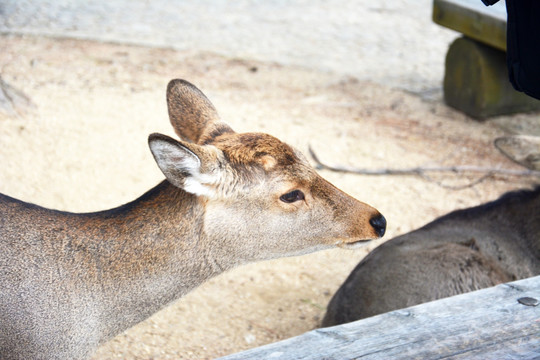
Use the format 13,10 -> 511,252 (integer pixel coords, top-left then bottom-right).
418,171 -> 493,190
308,145 -> 540,189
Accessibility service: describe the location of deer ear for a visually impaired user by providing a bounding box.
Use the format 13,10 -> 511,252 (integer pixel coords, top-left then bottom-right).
148,133 -> 218,197
167,79 -> 234,144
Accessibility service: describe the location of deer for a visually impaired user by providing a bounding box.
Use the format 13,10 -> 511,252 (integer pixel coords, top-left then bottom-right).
0,79 -> 386,360
322,135 -> 540,327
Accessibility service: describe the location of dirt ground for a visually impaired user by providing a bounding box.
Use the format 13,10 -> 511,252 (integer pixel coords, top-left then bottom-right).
0,35 -> 538,359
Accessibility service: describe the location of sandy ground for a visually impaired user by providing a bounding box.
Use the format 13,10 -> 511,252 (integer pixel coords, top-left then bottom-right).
0,0 -> 457,94
0,35 -> 538,359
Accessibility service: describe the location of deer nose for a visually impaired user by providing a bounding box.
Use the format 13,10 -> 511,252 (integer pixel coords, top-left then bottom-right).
369,214 -> 386,238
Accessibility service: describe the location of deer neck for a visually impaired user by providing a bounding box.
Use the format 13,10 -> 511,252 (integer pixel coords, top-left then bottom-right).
67,181 -> 230,343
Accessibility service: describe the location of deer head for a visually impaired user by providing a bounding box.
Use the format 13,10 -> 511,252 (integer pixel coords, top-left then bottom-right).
148,79 -> 386,263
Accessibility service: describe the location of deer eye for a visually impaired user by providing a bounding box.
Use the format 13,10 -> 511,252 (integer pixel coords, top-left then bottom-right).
280,190 -> 305,203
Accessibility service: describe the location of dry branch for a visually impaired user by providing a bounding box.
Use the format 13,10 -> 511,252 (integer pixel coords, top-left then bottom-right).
308,145 -> 540,190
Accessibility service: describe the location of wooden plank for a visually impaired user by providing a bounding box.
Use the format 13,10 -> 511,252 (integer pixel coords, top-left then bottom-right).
433,0 -> 507,51
219,276 -> 540,360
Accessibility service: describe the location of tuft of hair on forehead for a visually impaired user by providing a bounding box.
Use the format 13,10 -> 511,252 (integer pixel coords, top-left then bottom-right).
211,132 -> 299,170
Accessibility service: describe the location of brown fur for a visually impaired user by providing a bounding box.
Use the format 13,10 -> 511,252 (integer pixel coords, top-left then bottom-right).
0,79 -> 385,359
212,132 -> 299,170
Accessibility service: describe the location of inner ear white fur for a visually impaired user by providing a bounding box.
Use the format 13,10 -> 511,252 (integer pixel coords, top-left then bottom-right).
183,173 -> 217,197
149,135 -> 217,197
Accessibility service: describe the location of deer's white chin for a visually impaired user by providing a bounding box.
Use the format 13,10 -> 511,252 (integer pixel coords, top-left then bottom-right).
336,239 -> 373,250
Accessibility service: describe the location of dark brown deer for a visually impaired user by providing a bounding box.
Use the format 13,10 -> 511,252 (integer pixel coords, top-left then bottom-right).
323,152 -> 539,327
0,79 -> 386,359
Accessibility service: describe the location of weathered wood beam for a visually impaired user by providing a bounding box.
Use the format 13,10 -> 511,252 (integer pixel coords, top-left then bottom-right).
219,276 -> 540,360
433,0 -> 507,51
